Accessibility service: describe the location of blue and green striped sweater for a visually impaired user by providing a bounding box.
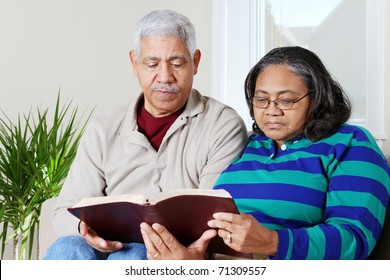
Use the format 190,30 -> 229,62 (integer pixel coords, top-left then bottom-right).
214,124 -> 390,259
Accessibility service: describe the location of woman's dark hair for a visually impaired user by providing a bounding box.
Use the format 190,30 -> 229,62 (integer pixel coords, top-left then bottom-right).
244,46 -> 351,142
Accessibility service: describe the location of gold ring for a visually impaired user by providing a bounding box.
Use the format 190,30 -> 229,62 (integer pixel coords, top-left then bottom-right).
152,252 -> 160,259
226,233 -> 232,243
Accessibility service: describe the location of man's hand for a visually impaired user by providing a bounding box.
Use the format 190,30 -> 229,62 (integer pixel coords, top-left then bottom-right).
79,221 -> 124,253
140,222 -> 217,260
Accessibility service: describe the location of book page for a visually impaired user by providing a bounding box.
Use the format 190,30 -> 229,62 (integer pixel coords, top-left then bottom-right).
149,188 -> 232,204
71,189 -> 232,208
72,193 -> 148,208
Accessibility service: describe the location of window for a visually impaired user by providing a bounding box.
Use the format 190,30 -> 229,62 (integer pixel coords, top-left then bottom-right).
212,0 -> 386,146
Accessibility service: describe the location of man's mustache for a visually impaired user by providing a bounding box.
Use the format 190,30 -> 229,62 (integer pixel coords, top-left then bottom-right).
151,84 -> 180,93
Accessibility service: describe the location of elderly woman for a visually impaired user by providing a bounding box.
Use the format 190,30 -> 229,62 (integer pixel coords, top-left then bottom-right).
141,46 -> 390,260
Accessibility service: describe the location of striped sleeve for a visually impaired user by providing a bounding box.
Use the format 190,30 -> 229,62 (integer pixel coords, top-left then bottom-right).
214,125 -> 390,259
274,126 -> 390,259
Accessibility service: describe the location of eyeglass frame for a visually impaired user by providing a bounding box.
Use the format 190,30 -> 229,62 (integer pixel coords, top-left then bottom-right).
252,92 -> 310,110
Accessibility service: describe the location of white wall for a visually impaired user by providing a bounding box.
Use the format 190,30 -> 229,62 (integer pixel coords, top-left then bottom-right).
382,0 -> 390,156
0,0 -> 212,121
2,0 -> 388,151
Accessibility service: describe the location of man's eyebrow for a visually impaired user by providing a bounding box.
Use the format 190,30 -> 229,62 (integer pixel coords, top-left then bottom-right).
168,55 -> 187,61
142,56 -> 160,63
142,55 -> 187,63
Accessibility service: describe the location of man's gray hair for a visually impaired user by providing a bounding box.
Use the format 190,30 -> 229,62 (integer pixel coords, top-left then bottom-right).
133,10 -> 197,60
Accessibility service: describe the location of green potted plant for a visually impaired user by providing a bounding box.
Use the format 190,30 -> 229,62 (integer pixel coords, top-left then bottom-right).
0,93 -> 93,259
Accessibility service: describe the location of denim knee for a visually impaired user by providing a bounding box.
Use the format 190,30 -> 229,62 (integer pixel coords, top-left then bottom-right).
44,236 -> 147,260
108,243 -> 147,260
43,235 -> 103,260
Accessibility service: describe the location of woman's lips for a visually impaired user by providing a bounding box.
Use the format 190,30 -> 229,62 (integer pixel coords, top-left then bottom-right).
265,122 -> 284,129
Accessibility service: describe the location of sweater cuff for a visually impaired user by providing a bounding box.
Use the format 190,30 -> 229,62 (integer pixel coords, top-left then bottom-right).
269,229 -> 291,260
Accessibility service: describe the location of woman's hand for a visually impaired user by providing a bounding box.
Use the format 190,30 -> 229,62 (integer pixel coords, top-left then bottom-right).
140,222 -> 217,260
207,212 -> 278,256
79,221 -> 123,253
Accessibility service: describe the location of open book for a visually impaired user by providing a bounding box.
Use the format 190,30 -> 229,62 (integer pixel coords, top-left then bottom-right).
68,188 -> 252,258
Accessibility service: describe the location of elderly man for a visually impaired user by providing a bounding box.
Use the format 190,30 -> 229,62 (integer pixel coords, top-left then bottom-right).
44,9 -> 247,260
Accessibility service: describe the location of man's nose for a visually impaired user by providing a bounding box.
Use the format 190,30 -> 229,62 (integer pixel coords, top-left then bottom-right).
157,63 -> 174,83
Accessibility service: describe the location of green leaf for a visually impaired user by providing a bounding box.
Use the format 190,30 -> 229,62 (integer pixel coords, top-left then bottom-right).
0,91 -> 94,259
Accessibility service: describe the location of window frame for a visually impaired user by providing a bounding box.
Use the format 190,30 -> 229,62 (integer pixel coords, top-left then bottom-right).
211,0 -> 387,146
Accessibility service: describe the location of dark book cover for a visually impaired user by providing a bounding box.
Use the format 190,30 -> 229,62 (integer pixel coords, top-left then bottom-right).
68,192 -> 252,258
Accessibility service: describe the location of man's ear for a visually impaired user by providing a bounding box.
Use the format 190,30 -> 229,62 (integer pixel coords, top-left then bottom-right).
129,50 -> 138,76
193,49 -> 201,75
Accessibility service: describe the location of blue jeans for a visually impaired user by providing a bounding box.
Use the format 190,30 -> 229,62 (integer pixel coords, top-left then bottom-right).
43,236 -> 147,260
